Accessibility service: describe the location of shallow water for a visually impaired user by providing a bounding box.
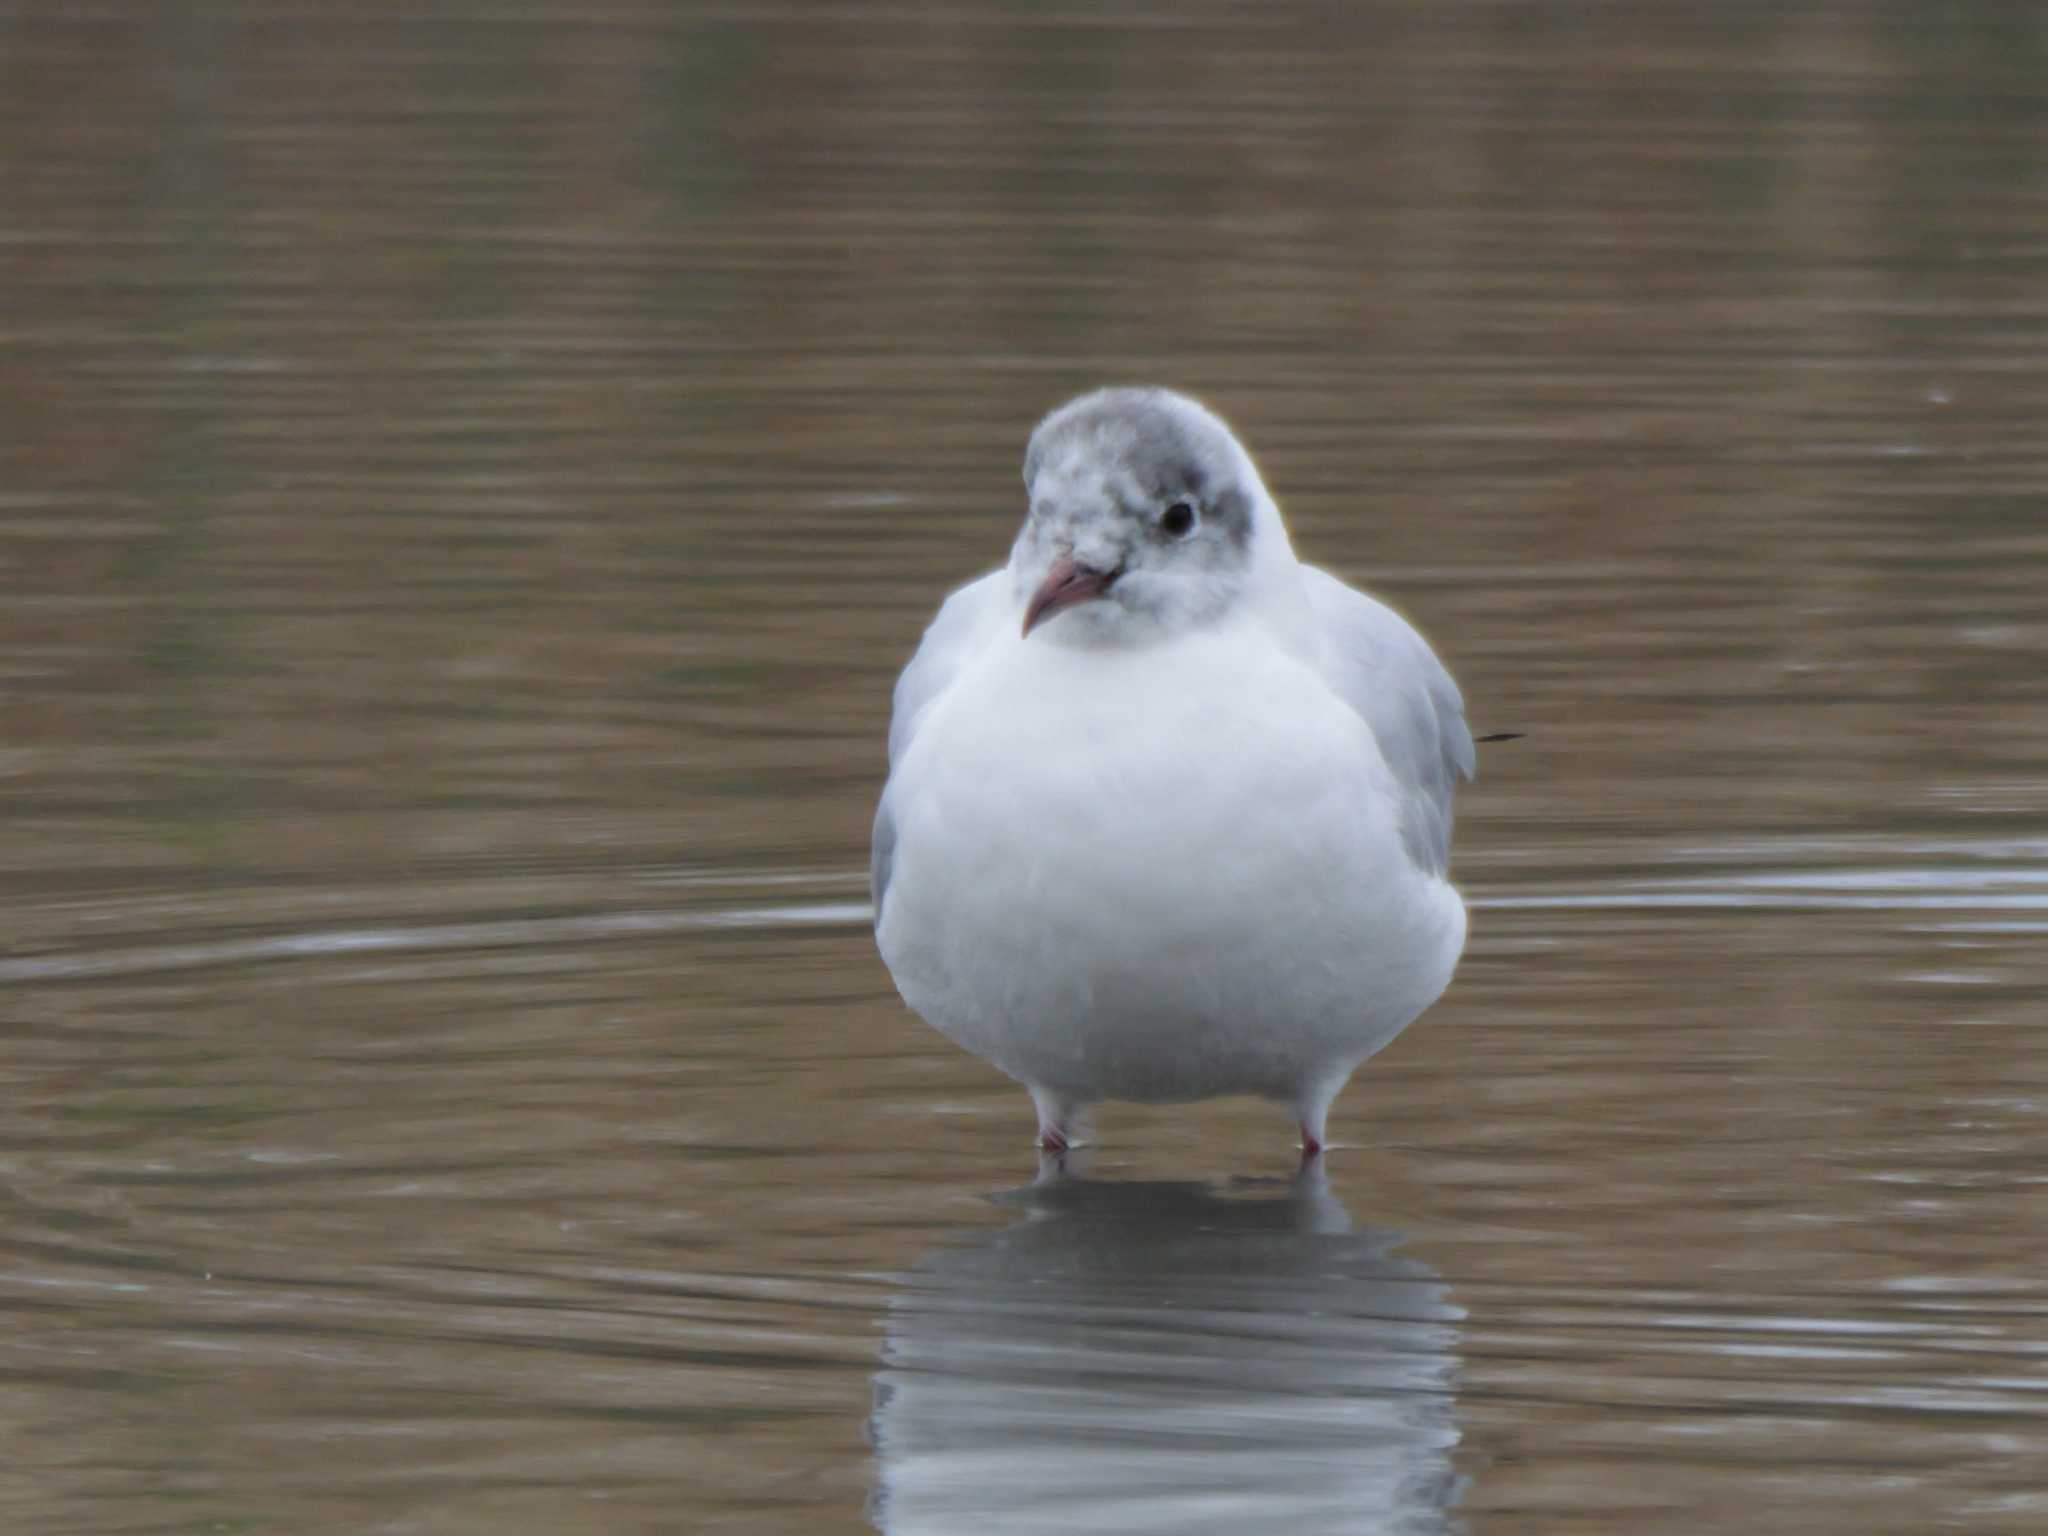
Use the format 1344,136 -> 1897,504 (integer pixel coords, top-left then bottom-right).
6,3 -> 2048,1532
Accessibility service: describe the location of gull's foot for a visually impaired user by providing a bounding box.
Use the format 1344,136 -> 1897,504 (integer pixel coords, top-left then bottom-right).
1298,1121 -> 1324,1158
1293,1145 -> 1329,1193
1034,1145 -> 1080,1186
1037,1125 -> 1072,1154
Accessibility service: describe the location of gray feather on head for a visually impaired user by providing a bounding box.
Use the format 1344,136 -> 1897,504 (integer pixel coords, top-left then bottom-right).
1022,387 -> 1256,551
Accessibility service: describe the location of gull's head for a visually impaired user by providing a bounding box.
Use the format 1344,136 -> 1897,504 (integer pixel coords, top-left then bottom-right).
1012,387 -> 1288,645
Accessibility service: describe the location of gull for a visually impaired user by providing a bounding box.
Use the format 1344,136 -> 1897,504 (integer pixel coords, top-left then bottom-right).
872,387 -> 1486,1157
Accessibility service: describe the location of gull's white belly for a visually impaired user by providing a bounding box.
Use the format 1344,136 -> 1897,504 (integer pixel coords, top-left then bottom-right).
875,624 -> 1466,1104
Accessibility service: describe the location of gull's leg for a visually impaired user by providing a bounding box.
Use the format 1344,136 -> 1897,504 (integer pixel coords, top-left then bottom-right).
1294,1071 -> 1346,1158
1029,1085 -> 1083,1153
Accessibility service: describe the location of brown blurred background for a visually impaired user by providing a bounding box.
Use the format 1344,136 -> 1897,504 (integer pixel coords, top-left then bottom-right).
3,4 -> 2046,1533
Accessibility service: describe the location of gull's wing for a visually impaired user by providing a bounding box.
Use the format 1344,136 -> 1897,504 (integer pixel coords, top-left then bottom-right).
873,569 -> 1009,917
1299,564 -> 1475,878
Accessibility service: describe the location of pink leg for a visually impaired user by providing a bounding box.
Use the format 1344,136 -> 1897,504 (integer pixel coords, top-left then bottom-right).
1029,1085 -> 1081,1152
1294,1071 -> 1344,1157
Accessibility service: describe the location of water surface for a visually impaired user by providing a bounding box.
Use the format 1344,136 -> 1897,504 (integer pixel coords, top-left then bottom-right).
5,4 -> 2048,1532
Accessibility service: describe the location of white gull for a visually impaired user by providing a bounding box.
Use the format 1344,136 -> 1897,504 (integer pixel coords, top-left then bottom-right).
872,387 -> 1480,1155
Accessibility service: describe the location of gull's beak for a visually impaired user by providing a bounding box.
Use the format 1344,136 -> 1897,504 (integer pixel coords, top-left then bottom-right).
1022,553 -> 1118,636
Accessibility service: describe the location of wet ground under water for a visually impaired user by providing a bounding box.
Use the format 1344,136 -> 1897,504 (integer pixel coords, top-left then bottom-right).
5,4 -> 2048,1532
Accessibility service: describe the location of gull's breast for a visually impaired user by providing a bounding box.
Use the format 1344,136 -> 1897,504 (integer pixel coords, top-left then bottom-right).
876,623 -> 1465,1102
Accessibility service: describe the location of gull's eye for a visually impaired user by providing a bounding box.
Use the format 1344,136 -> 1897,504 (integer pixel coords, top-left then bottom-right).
1160,502 -> 1197,538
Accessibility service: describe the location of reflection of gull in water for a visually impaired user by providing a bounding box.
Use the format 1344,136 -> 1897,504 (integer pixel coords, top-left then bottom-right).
869,1164 -> 1463,1534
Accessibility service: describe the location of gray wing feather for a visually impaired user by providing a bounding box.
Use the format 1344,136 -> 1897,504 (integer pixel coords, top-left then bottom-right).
873,570 -> 1007,917
1299,564 -> 1475,877
870,793 -> 898,916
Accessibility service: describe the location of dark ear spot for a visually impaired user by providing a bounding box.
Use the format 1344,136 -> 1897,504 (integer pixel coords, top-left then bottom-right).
1209,484 -> 1253,549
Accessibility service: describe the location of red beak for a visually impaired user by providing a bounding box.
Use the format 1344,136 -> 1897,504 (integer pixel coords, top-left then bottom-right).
1022,554 -> 1117,636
